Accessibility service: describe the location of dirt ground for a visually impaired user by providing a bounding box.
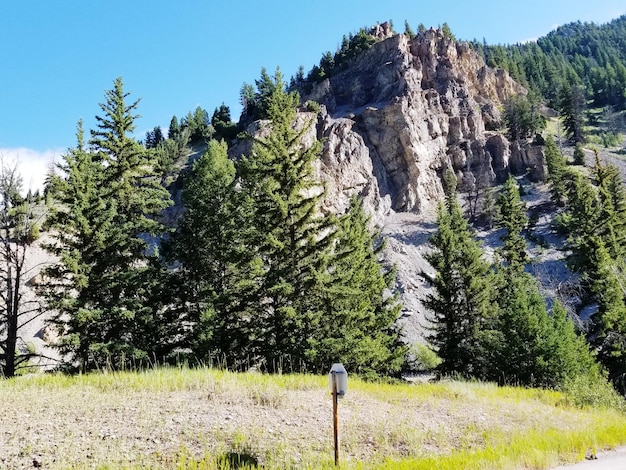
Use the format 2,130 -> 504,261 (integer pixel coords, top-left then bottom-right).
0,373 -> 604,469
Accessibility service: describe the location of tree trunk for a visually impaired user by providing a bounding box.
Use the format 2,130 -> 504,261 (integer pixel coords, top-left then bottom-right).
3,266 -> 17,378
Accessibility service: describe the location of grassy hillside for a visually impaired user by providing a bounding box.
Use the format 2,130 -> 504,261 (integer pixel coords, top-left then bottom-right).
1,368 -> 626,469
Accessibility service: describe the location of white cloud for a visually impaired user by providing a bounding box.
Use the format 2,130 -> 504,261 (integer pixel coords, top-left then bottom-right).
0,147 -> 64,194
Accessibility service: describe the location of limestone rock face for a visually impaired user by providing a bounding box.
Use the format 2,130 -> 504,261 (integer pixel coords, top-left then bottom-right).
305,29 -> 528,221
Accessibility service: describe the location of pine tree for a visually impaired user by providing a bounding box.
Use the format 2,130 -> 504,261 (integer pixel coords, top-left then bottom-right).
168,115 -> 180,141
171,72 -> 405,375
544,135 -> 568,206
558,172 -> 603,274
495,176 -> 529,268
593,152 -> 626,258
492,268 -> 551,386
573,143 -> 586,165
546,300 -> 600,388
211,103 -> 238,142
43,121 -> 115,368
43,79 -> 174,371
502,95 -> 546,141
253,67 -> 283,120
237,73 -> 336,370
167,140 -> 259,366
424,170 -> 498,378
554,155 -> 626,392
559,84 -> 586,143
491,179 -> 549,386
305,197 -> 405,377
493,267 -> 599,389
586,236 -> 626,393
490,176 -> 599,388
404,20 -> 416,39
441,22 -> 455,41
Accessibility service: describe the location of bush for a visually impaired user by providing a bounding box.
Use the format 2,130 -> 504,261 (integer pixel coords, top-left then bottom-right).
304,100 -> 321,113
407,343 -> 442,372
573,143 -> 586,165
561,372 -> 626,412
26,223 -> 40,244
601,131 -> 621,148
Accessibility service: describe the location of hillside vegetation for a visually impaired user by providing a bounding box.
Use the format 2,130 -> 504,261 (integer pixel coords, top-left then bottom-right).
470,15 -> 626,111
1,367 -> 626,469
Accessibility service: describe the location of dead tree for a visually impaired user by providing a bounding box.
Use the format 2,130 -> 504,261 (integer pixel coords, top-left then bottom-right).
0,159 -> 47,377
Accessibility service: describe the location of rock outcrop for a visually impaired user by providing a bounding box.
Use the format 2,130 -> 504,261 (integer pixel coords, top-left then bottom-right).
302,28 -> 541,223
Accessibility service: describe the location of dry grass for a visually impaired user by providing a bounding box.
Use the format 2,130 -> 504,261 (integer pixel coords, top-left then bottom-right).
1,368 -> 626,469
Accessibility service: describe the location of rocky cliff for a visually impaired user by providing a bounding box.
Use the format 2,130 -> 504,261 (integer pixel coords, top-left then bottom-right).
234,26 -> 548,342
306,27 -> 546,222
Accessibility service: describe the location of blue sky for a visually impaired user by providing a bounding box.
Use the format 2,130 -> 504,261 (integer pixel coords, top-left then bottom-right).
1,0 -> 625,191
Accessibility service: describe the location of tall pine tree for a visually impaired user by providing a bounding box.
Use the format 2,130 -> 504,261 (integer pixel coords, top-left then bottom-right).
490,174 -> 600,388
424,170 -> 498,378
495,176 -> 529,268
544,135 -> 568,206
43,79 -> 173,371
305,197 -> 405,377
237,70 -> 335,370
166,140 -> 259,367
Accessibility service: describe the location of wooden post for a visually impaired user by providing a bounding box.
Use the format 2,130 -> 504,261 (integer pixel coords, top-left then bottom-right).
332,370 -> 339,466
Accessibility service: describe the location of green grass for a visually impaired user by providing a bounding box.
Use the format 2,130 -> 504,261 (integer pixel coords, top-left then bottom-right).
2,368 -> 626,469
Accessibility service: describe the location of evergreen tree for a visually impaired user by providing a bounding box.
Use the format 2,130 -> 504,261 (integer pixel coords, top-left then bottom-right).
404,20 -> 416,39
544,135 -> 568,206
495,176 -> 529,268
558,172 -> 603,274
253,67 -> 283,120
585,236 -> 626,393
592,152 -> 626,258
441,22 -> 455,41
493,268 -> 552,386
490,175 -> 599,389
424,170 -> 498,378
555,154 -> 626,392
560,156 -> 626,276
237,75 -> 336,371
559,84 -> 587,143
493,267 -> 599,388
239,82 -> 257,121
145,126 -> 164,149
547,300 -> 600,388
306,197 -> 405,377
573,142 -> 586,165
211,103 -> 238,142
167,140 -> 258,366
491,178 -> 548,386
168,115 -> 180,141
43,79 -> 174,371
502,95 -> 546,141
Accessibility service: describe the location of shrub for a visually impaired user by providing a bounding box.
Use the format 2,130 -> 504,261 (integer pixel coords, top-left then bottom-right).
27,223 -> 40,244
561,372 -> 626,412
304,100 -> 321,113
407,343 -> 442,372
601,131 -> 621,148
573,143 -> 586,165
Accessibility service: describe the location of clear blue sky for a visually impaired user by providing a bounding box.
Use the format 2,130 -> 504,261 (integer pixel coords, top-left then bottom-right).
1,0 -> 624,190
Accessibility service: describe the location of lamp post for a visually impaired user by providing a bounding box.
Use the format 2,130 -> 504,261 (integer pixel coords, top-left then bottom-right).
329,363 -> 347,466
